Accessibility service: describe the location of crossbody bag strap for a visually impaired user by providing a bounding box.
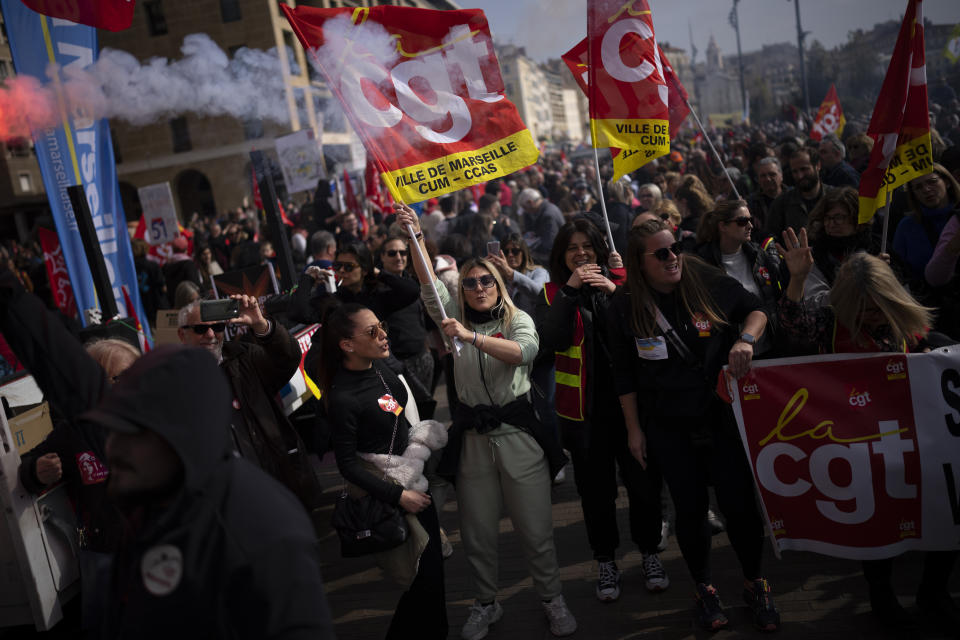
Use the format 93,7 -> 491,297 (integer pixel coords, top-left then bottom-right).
654,306 -> 700,367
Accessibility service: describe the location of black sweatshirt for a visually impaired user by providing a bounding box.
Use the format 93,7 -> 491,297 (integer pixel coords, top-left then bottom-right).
329,361 -> 409,506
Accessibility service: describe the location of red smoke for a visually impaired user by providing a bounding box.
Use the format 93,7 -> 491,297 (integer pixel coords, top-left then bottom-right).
0,76 -> 66,140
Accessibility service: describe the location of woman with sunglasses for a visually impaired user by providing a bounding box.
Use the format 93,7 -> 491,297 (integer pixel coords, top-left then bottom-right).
378,236 -> 434,394
607,219 -> 777,632
317,303 -> 448,640
290,241 -> 420,328
776,231 -> 957,630
694,199 -> 787,356
536,218 -> 669,603
395,203 -> 576,640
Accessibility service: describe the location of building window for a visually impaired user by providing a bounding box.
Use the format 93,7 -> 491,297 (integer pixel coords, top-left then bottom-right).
144,1 -> 168,36
0,60 -> 9,79
220,0 -> 242,22
18,173 -> 32,192
170,117 -> 191,153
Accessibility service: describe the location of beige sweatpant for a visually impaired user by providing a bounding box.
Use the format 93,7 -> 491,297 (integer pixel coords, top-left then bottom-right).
456,426 -> 562,602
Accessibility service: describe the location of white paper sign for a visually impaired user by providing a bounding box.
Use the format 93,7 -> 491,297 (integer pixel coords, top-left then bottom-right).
137,183 -> 179,246
275,129 -> 325,194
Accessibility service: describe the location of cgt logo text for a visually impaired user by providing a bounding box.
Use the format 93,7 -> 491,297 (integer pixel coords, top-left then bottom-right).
849,388 -> 872,407
755,388 -> 918,525
886,359 -> 907,380
742,382 -> 760,401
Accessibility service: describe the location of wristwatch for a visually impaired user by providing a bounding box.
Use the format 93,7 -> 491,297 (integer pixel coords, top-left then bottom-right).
738,332 -> 756,345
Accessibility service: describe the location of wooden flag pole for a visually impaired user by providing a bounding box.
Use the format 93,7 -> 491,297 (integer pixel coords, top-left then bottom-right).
685,97 -> 741,200
591,146 -> 618,252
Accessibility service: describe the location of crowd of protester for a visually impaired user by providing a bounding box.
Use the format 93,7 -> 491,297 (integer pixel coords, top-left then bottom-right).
0,95 -> 959,639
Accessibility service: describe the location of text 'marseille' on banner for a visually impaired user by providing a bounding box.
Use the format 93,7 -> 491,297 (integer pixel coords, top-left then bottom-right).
281,5 -> 538,204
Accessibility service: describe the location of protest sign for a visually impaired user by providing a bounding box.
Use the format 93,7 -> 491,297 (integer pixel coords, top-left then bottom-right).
137,183 -> 180,246
275,129 -> 326,194
728,348 -> 960,559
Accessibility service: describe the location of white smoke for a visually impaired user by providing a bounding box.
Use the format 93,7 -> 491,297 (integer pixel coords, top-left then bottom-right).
0,33 -> 300,134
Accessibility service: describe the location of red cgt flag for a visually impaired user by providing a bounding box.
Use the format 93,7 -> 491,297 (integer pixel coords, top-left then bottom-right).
586,0 -> 670,178
810,84 -> 846,142
858,0 -> 931,224
37,227 -> 78,319
563,35 -> 688,179
19,0 -> 134,31
281,5 -> 538,204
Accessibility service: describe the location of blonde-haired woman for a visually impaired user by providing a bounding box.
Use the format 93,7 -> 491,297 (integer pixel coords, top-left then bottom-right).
395,203 -> 575,640
777,228 -> 957,628
606,219 -> 777,632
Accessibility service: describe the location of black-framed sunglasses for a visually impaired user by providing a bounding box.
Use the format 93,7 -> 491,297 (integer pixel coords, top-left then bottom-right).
730,216 -> 752,227
463,275 -> 497,290
181,323 -> 227,334
504,247 -> 524,257
351,320 -> 387,339
384,249 -> 409,258
645,242 -> 682,262
332,261 -> 360,272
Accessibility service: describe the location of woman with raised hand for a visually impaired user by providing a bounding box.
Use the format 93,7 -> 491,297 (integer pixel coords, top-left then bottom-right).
395,203 -> 576,640
776,228 -> 958,631
607,219 -> 777,633
318,302 -> 448,640
536,218 -> 668,604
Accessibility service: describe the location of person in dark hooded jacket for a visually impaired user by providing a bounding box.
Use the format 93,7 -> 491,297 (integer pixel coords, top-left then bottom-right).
85,345 -> 335,640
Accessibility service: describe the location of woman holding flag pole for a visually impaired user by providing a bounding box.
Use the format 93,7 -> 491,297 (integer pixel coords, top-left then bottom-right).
396,203 -> 577,640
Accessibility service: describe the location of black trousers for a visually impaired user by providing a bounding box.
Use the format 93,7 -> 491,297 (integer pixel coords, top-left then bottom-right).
646,405 -> 764,585
570,404 -> 664,559
386,499 -> 448,640
863,551 -> 959,595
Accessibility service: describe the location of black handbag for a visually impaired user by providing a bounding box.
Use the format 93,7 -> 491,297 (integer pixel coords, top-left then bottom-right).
331,366 -> 410,557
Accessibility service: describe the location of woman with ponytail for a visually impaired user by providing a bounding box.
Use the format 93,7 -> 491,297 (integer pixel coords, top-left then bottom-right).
314,302 -> 448,639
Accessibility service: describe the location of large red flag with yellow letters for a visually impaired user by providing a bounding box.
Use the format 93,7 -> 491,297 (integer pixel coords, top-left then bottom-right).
858,0 -> 931,224
281,5 -> 538,204
587,0 -> 670,178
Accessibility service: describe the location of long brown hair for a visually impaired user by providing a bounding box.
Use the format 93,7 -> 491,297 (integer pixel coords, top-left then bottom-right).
625,220 -> 728,337
314,302 -> 366,409
695,199 -> 749,243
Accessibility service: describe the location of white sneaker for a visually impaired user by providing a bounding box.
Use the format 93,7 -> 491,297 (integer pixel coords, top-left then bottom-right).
553,465 -> 566,484
657,519 -> 670,552
596,560 -> 621,602
542,594 -> 577,636
440,528 -> 453,559
461,600 -> 502,640
641,553 -> 670,592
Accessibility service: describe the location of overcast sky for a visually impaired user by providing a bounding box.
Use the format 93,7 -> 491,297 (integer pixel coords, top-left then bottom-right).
472,0 -> 960,63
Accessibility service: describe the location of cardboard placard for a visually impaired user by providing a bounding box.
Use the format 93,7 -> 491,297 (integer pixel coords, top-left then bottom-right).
9,402 -> 53,455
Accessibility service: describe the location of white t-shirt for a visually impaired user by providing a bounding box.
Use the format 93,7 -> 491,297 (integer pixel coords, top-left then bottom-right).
721,249 -> 760,297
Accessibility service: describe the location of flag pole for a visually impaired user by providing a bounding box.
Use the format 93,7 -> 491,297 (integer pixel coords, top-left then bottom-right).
685,97 -> 741,200
404,221 -> 462,356
591,147 -> 617,252
879,188 -> 893,255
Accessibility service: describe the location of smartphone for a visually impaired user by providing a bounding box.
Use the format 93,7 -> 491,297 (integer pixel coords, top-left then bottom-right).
200,298 -> 240,322
487,240 -> 500,257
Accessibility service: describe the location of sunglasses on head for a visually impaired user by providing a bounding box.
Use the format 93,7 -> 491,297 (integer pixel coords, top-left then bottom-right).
384,249 -> 409,258
504,248 -> 523,256
645,242 -> 682,262
351,320 -> 387,339
463,274 -> 497,290
729,216 -> 752,227
332,261 -> 359,272
181,323 -> 227,334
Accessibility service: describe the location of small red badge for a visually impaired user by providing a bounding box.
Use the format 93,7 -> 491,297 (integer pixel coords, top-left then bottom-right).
378,394 -> 403,416
76,451 -> 109,485
692,312 -> 712,337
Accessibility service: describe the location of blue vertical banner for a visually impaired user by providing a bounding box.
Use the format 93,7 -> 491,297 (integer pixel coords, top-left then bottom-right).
2,0 -> 151,341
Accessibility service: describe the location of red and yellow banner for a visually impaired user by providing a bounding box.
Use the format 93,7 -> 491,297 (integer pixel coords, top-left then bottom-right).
858,0 -> 932,224
564,35 -> 687,180
728,349 -> 960,560
586,0 -> 670,177
810,83 -> 846,141
281,5 -> 538,204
